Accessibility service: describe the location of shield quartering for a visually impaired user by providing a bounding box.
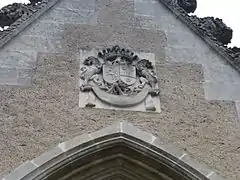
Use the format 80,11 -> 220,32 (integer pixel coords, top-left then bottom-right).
79,45 -> 160,111
103,64 -> 120,84
120,64 -> 136,86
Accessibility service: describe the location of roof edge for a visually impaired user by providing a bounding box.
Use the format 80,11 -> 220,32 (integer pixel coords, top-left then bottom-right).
0,0 -> 60,49
159,0 -> 240,72
0,0 -> 239,74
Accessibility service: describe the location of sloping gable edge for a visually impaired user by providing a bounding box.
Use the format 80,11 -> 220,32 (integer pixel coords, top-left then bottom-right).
157,0 -> 240,73
0,0 -> 61,49
0,0 -> 239,74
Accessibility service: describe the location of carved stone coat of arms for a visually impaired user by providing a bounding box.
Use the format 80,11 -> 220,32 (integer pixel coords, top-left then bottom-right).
79,45 -> 160,112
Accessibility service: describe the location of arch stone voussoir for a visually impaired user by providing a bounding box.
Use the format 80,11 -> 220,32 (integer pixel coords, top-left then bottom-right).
2,121 -> 225,180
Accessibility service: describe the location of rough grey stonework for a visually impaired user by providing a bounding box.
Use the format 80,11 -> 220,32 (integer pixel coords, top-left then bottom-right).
0,0 -> 240,179
0,0 -> 239,73
136,0 -> 240,114
0,0 -> 60,49
2,121 -> 225,180
236,102 -> 240,120
0,53 -> 239,179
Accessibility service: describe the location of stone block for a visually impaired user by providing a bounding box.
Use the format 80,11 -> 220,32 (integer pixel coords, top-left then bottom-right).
0,68 -> 32,86
165,46 -> 205,64
39,6 -> 97,25
165,30 -> 204,49
58,134 -> 92,152
180,154 -> 213,177
61,23 -> 166,54
107,27 -> 166,54
155,143 -> 186,161
121,121 -> 156,145
2,35 -> 64,54
208,172 -> 225,180
154,2 -> 184,31
134,1 -> 155,16
0,50 -> 37,69
236,101 -> 240,120
32,146 -> 64,167
90,122 -> 121,140
61,24 -> 113,52
17,68 -> 33,86
56,0 -> 95,10
203,82 -> 240,101
203,63 -> 240,84
3,161 -> 37,180
0,68 -> 18,85
134,15 -> 160,30
21,21 -> 65,38
97,0 -> 135,27
157,63 -> 204,83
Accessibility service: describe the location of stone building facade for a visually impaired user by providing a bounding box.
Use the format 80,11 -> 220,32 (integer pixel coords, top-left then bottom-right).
0,0 -> 240,179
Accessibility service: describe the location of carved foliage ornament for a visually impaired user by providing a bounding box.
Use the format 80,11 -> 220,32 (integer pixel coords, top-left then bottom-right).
80,46 -> 160,111
177,0 -> 197,13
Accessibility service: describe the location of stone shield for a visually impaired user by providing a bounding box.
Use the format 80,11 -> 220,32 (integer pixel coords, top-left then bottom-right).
119,64 -> 136,85
103,64 -> 120,84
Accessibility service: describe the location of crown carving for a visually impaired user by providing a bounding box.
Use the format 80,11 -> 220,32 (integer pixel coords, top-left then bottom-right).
98,45 -> 139,63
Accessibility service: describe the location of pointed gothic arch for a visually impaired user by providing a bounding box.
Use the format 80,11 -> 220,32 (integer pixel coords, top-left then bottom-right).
2,121 -> 223,180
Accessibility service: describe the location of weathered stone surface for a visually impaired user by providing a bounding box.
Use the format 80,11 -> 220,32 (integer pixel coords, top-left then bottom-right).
0,0 -> 240,73
0,50 -> 37,69
38,5 -> 97,25
2,35 -> 64,53
20,21 -> 65,38
0,68 -> 32,86
208,172 -> 226,180
121,121 -> 156,144
3,121 -> 225,180
236,101 -> 240,120
61,23 -> 166,56
134,0 -> 155,16
78,49 -> 161,113
134,14 -> 161,30
151,1 -> 240,106
32,146 -> 63,167
3,161 -> 38,180
203,63 -> 240,83
58,134 -> 92,152
203,82 -> 240,101
180,154 -> 213,176
97,0 -> 135,27
0,0 -> 240,180
0,54 -> 239,179
0,0 -> 59,48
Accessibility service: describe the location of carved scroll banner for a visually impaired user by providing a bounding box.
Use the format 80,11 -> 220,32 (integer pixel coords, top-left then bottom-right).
79,45 -> 161,113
